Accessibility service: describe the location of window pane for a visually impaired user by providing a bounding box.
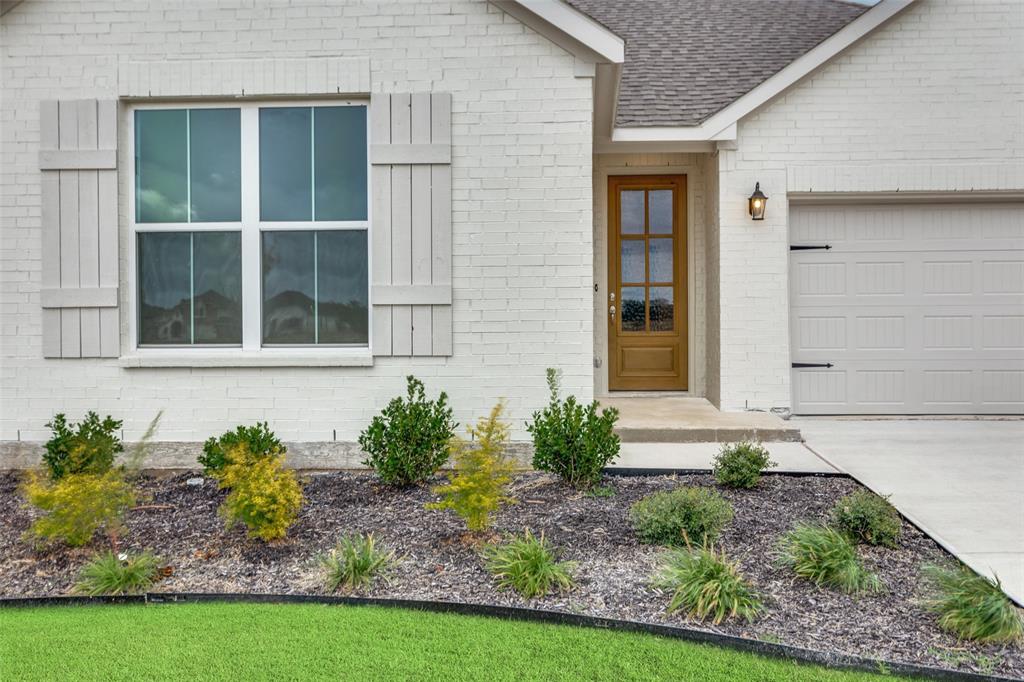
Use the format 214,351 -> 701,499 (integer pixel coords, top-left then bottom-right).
262,231 -> 315,344
189,109 -> 241,222
136,110 -> 188,223
649,238 -> 673,283
620,190 -> 644,234
260,108 -> 312,221
138,232 -> 191,344
621,239 -> 645,283
314,107 -> 368,221
193,232 -> 242,344
649,189 -> 673,234
621,286 -> 645,332
317,231 -> 368,344
650,286 -> 674,332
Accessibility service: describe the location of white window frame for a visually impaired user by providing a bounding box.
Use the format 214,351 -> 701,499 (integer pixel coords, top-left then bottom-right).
127,99 -> 372,359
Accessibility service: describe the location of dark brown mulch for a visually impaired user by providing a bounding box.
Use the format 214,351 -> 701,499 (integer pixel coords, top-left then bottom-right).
1,470 -> 1020,678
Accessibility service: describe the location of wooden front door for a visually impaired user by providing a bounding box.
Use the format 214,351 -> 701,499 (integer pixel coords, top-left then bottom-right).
608,175 -> 687,391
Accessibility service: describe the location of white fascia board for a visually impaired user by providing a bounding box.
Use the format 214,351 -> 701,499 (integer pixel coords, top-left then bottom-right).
610,0 -> 915,144
492,0 -> 624,64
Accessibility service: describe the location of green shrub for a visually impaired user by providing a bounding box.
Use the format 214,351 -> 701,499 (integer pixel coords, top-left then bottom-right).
218,444 -> 304,542
653,544 -> 763,623
22,470 -> 136,547
359,376 -> 457,487
43,412 -> 123,481
777,523 -> 882,594
831,490 -> 901,548
319,534 -> 396,593
922,565 -> 1023,643
199,422 -> 283,477
485,529 -> 575,599
526,368 -> 620,488
74,551 -> 160,596
427,401 -> 516,533
712,441 -> 775,489
629,487 -> 733,546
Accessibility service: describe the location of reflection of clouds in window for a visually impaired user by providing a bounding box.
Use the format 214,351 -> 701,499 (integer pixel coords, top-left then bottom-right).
138,188 -> 188,223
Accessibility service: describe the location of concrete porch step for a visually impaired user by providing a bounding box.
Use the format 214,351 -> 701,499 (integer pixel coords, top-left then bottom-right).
615,425 -> 802,443
601,396 -> 801,443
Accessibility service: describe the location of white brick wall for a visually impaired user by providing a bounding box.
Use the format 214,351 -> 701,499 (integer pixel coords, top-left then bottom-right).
0,0 -> 594,444
714,0 -> 1023,411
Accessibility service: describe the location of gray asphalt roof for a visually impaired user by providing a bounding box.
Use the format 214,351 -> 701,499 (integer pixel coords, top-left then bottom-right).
565,0 -> 869,127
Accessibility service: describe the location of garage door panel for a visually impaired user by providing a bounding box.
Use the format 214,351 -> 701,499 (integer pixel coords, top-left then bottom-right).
790,202 -> 1024,415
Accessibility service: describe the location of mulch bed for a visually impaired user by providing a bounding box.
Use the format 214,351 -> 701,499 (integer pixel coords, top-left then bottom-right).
1,469 -> 1021,678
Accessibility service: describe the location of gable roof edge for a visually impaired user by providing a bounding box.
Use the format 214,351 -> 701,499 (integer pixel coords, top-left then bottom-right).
611,0 -> 915,143
490,0 -> 625,64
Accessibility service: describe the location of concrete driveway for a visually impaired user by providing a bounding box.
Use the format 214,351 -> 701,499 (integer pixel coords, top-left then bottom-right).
796,418 -> 1024,606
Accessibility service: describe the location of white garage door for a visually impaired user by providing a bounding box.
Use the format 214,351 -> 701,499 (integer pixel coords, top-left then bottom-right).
790,202 -> 1024,415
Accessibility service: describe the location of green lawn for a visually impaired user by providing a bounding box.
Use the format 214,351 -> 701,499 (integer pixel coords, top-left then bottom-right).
0,602 -> 906,681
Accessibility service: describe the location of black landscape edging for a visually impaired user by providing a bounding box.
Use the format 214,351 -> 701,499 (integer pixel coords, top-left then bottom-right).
0,592 -> 1014,682
604,467 -> 849,479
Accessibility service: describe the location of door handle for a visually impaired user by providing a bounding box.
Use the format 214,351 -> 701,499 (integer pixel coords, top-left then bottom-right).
609,305 -> 616,320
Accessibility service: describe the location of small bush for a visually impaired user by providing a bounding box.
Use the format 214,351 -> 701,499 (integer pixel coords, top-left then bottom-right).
712,441 -> 775,489
218,444 -> 304,542
319,534 -> 396,592
831,490 -> 901,548
199,422 -> 283,477
653,544 -> 763,624
427,401 -> 516,533
527,368 -> 620,488
629,487 -> 733,547
359,376 -> 457,487
74,551 -> 160,596
922,565 -> 1023,643
43,412 -> 123,481
22,470 -> 135,547
485,529 -> 575,599
777,523 -> 882,594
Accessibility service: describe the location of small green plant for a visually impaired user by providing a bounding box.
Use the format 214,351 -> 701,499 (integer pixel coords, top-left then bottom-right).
218,444 -> 304,542
318,534 -> 396,592
652,542 -> 763,624
926,647 -> 1000,675
427,401 -> 516,533
922,565 -> 1023,643
43,412 -> 123,481
586,485 -> 616,499
527,368 -> 620,488
777,523 -> 882,594
831,489 -> 901,548
199,422 -> 283,477
21,470 -> 136,547
629,487 -> 733,546
712,441 -> 775,489
74,551 -> 160,596
359,376 -> 457,487
485,529 -> 575,599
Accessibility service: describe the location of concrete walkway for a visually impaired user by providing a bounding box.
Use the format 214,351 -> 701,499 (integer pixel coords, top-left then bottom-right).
796,418 -> 1024,606
611,441 -> 837,473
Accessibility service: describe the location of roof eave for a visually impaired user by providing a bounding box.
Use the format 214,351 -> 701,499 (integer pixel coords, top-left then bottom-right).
490,0 -> 625,64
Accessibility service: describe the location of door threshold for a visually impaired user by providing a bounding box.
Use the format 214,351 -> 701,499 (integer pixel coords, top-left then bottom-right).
599,391 -> 693,398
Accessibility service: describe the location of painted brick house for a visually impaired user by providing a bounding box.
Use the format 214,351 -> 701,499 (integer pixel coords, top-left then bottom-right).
1,0 -> 1021,456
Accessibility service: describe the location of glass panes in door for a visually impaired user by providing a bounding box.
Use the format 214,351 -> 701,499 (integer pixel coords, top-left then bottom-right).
618,187 -> 676,332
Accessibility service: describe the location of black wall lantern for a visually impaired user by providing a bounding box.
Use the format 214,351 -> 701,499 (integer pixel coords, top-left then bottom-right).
748,182 -> 768,221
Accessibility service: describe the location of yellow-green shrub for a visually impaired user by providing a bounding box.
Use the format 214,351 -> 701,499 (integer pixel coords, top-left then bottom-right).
427,401 -> 516,532
21,470 -> 135,547
217,444 -> 303,542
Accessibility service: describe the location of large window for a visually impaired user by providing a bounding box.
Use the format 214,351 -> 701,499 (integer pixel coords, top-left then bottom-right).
131,102 -> 369,350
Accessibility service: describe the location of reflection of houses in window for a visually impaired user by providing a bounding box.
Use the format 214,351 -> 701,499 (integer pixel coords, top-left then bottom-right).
140,299 -> 189,344
263,290 -> 368,344
140,290 -> 241,344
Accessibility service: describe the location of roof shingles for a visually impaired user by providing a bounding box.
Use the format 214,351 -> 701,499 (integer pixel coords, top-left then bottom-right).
565,0 -> 868,127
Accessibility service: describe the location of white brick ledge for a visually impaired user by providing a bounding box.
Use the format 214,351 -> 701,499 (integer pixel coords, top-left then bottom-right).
119,351 -> 373,368
118,57 -> 371,98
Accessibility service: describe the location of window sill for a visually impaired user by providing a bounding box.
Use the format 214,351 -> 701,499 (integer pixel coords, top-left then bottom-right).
118,350 -> 374,368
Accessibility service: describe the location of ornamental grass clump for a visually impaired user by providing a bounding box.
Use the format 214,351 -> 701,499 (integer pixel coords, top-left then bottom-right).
319,534 -> 396,593
359,376 -> 457,487
712,441 -> 776,489
526,368 -> 620,488
777,523 -> 882,595
831,489 -> 902,548
427,401 -> 516,533
43,412 -> 123,481
653,542 -> 763,624
74,551 -> 161,596
199,422 -> 283,477
485,529 -> 575,599
922,565 -> 1023,643
21,469 -> 136,548
217,443 -> 304,542
629,487 -> 733,547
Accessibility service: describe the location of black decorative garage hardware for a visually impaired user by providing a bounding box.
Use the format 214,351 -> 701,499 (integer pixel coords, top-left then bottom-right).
792,362 -> 834,368
789,244 -> 832,251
